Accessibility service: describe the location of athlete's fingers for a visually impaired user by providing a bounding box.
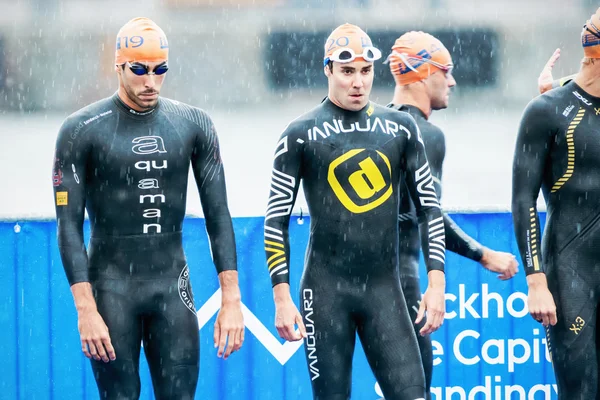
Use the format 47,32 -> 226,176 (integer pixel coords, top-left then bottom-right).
541,311 -> 551,327
102,336 -> 116,361
509,257 -> 519,276
233,328 -> 243,352
549,310 -> 558,326
233,326 -> 244,352
285,320 -> 301,341
530,309 -> 542,323
420,318 -> 434,336
93,338 -> 110,363
276,325 -> 287,341
230,327 -> 241,355
223,328 -> 235,359
419,308 -> 436,335
277,318 -> 294,341
415,299 -> 426,325
296,313 -> 307,339
428,311 -> 443,334
81,341 -> 92,359
213,323 -> 221,349
218,328 -> 228,358
87,339 -> 100,361
543,48 -> 561,70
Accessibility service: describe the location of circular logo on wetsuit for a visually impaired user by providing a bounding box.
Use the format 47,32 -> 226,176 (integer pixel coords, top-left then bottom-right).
327,149 -> 393,213
178,265 -> 196,315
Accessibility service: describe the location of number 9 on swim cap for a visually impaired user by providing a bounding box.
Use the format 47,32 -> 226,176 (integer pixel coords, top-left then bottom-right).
115,17 -> 169,65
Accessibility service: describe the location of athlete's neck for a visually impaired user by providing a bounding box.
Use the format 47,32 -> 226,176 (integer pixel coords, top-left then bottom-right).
575,60 -> 600,98
117,87 -> 156,114
326,94 -> 369,113
391,85 -> 431,119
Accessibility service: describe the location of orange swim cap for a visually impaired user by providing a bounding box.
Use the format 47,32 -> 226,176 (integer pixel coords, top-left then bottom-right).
114,17 -> 168,65
387,31 -> 452,86
324,23 -> 379,65
582,8 -> 600,59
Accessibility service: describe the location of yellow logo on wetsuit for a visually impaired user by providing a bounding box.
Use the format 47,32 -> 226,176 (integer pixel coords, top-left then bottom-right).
56,191 -> 68,206
328,149 -> 393,213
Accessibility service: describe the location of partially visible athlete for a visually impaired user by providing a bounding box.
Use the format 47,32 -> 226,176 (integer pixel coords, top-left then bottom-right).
264,23 -> 446,400
512,8 -> 600,399
385,31 -> 519,399
52,17 -> 244,400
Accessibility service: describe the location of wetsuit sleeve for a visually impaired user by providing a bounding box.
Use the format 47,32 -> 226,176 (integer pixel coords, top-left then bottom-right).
264,128 -> 303,287
552,74 -> 576,90
424,131 -> 484,262
402,118 -> 446,273
511,99 -> 554,275
53,119 -> 90,286
191,115 -> 237,273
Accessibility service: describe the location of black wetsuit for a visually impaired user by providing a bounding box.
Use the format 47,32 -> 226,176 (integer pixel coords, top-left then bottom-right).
389,104 -> 484,397
512,81 -> 600,399
263,98 -> 446,400
52,93 -> 236,400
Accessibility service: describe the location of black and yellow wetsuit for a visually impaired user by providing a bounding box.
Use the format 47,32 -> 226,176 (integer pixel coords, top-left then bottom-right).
512,81 -> 600,399
264,97 -> 446,400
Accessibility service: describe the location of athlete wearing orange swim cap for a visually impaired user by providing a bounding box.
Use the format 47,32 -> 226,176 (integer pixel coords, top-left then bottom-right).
114,17 -> 170,112
386,31 -> 455,115
513,7 -> 600,399
268,22 -> 446,400
323,23 -> 382,111
386,31 -> 519,400
53,16 -> 244,400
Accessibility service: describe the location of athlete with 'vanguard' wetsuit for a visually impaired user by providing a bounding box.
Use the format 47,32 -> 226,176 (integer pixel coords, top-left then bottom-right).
264,23 -> 447,400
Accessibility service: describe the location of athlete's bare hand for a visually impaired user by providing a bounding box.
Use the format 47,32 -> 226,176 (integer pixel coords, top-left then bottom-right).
214,301 -> 244,360
538,48 -> 561,95
416,270 -> 446,336
273,284 -> 306,342
78,308 -> 115,363
480,248 -> 519,280
527,274 -> 558,326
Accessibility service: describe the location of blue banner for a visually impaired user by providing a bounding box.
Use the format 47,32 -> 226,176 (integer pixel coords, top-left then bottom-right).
1,212 -> 556,399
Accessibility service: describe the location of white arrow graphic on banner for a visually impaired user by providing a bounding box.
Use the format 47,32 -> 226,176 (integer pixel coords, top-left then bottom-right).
196,289 -> 304,365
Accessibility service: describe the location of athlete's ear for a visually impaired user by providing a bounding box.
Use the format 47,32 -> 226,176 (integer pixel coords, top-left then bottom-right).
115,64 -> 121,74
324,65 -> 332,78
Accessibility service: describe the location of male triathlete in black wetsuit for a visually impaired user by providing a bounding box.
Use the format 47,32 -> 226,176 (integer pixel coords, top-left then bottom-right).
385,31 -> 519,398
512,8 -> 600,399
52,17 -> 243,400
264,24 -> 446,400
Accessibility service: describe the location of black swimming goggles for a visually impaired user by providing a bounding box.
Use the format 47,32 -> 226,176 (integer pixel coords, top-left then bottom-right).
584,20 -> 600,40
124,61 -> 169,76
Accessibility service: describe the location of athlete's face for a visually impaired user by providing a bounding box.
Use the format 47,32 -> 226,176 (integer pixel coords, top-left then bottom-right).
325,60 -> 374,111
425,68 -> 456,110
116,60 -> 167,111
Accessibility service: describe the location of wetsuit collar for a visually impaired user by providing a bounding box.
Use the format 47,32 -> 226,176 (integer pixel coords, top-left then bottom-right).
570,81 -> 600,108
112,92 -> 159,119
388,103 -> 428,120
322,96 -> 373,117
